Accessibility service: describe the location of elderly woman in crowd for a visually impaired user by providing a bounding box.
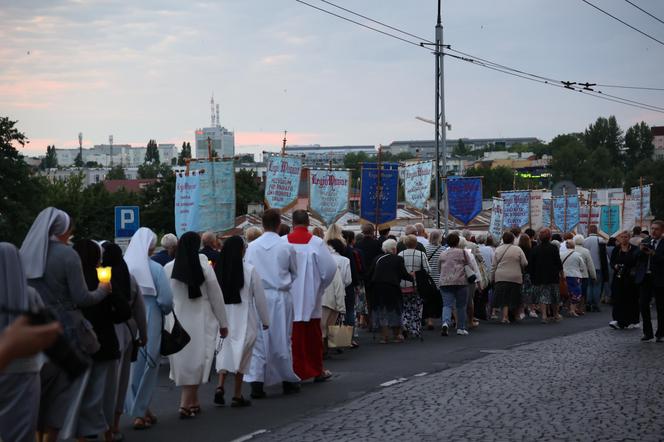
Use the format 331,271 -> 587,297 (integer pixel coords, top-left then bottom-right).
164,232 -> 228,418
245,226 -> 263,243
214,236 -> 269,407
20,208 -> 110,441
124,227 -> 173,430
573,235 -> 596,315
439,233 -> 472,336
321,239 -> 351,354
151,233 -> 178,266
398,234 -> 431,339
560,240 -> 587,317
609,231 -> 640,329
530,228 -> 563,324
424,230 -> 445,330
517,234 -> 537,319
367,239 -> 414,343
492,232 -> 528,324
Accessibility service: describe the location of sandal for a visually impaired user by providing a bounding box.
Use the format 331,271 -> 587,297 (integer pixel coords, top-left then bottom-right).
500,319 -> 510,325
231,396 -> 252,407
392,335 -> 405,343
350,340 -> 360,349
214,387 -> 225,406
314,369 -> 333,382
179,407 -> 195,419
145,411 -> 158,425
132,417 -> 151,430
190,405 -> 201,414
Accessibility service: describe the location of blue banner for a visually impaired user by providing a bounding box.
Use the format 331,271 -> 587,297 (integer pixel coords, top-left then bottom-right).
447,177 -> 483,225
502,191 -> 530,228
174,173 -> 201,236
190,160 -> 236,232
360,162 -> 399,226
600,205 -> 621,237
309,169 -> 350,225
553,195 -> 580,232
265,156 -> 302,209
403,161 -> 433,210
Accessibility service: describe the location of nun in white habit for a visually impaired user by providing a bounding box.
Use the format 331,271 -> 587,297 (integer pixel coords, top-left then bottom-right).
19,207 -> 109,440
214,236 -> 269,407
0,243 -> 48,442
124,227 -> 173,429
164,231 -> 228,418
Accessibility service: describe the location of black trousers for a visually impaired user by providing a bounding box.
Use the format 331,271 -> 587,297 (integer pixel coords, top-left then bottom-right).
639,275 -> 664,338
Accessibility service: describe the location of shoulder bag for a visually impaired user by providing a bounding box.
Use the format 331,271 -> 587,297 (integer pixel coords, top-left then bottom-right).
559,252 -> 573,301
462,249 -> 477,284
161,312 -> 191,356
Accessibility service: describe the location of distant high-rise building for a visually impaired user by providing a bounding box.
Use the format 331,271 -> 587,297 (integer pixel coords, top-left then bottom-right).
652,126 -> 664,160
195,95 -> 235,159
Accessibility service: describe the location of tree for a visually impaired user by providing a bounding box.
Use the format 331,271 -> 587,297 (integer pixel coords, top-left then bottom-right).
550,137 -> 623,189
624,122 -> 654,169
140,174 -> 176,235
144,139 -> 160,164
464,165 -> 526,198
40,145 -> 58,169
74,152 -> 84,167
235,170 -> 263,215
453,139 -> 471,156
138,163 -> 171,179
0,117 -> 47,243
583,116 -> 624,165
177,141 -> 192,166
85,161 -> 102,168
106,165 -> 127,180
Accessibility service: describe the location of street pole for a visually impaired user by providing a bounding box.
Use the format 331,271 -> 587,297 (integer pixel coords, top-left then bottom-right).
436,0 -> 449,235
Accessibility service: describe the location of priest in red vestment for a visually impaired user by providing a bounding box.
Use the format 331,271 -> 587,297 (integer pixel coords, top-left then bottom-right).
286,210 -> 337,381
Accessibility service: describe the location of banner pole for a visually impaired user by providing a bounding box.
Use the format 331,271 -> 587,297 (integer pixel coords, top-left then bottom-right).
563,187 -> 568,234
587,189 -> 593,233
375,145 -> 383,238
639,176 -> 644,228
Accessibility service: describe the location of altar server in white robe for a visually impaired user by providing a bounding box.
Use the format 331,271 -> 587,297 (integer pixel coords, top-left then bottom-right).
213,236 -> 269,407
244,209 -> 301,398
286,210 -> 337,382
164,231 -> 228,418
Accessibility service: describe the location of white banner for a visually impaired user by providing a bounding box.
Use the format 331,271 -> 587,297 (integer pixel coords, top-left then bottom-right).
489,198 -> 504,243
630,184 -> 651,224
622,196 -> 638,232
403,161 -> 433,210
529,190 -> 544,230
577,205 -> 601,236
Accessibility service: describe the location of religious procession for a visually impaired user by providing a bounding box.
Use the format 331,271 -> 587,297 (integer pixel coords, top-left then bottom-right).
1,145 -> 662,442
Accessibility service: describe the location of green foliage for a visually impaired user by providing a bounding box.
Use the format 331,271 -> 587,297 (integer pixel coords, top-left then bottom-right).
624,122 -> 654,170
453,139 -> 471,156
74,152 -> 84,167
236,170 -> 263,215
0,118 -> 48,243
144,139 -> 160,164
177,142 -> 192,166
140,173 -> 175,236
106,165 -> 127,180
464,165 -> 528,198
138,163 -> 171,179
40,145 -> 58,169
583,116 -> 623,165
85,161 -> 102,168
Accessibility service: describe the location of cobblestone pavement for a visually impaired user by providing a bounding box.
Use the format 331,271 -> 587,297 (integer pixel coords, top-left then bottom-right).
257,325 -> 664,442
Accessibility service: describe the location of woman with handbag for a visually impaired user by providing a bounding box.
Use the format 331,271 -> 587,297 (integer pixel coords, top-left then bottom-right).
124,227 -> 173,430
491,232 -> 528,324
560,240 -> 587,317
214,236 -> 269,407
320,239 -> 351,356
438,233 -> 471,336
398,235 -> 431,339
60,240 -> 131,441
164,232 -> 228,418
102,242 -> 147,441
424,230 -> 445,330
367,239 -> 414,343
20,208 -> 110,442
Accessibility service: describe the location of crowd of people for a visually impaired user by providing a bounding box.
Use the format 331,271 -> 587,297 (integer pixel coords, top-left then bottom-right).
0,205 -> 662,442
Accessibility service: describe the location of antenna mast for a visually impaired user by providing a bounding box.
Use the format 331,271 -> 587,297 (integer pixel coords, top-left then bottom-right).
210,95 -> 215,126
109,134 -> 114,167
216,104 -> 220,127
78,132 -> 83,166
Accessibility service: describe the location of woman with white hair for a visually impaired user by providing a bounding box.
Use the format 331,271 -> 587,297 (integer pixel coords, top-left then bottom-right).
152,233 -> 178,266
124,227 -> 174,430
560,240 -> 587,317
398,234 -> 430,339
367,239 -> 414,343
573,234 -> 596,315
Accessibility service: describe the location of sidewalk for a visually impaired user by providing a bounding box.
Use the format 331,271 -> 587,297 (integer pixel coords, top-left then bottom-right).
257,324 -> 664,442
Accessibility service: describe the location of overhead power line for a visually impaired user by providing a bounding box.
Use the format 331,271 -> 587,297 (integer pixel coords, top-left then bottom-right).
294,0 -> 664,113
579,0 -> 664,47
623,0 -> 664,26
294,0 -> 425,49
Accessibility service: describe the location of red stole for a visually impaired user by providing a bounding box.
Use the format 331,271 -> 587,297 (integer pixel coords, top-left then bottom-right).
288,226 -> 312,244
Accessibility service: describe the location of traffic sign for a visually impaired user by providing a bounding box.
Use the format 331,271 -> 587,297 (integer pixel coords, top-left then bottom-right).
115,206 -> 140,238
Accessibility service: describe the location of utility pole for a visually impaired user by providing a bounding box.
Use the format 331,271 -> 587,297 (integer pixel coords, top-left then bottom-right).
78,132 -> 83,167
422,0 -> 447,233
109,134 -> 114,167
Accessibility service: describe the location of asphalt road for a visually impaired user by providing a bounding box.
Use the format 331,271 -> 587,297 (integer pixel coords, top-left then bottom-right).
121,310 -> 615,442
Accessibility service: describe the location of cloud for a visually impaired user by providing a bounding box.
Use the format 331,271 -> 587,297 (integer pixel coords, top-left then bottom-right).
260,54 -> 296,65
235,131 -> 319,146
